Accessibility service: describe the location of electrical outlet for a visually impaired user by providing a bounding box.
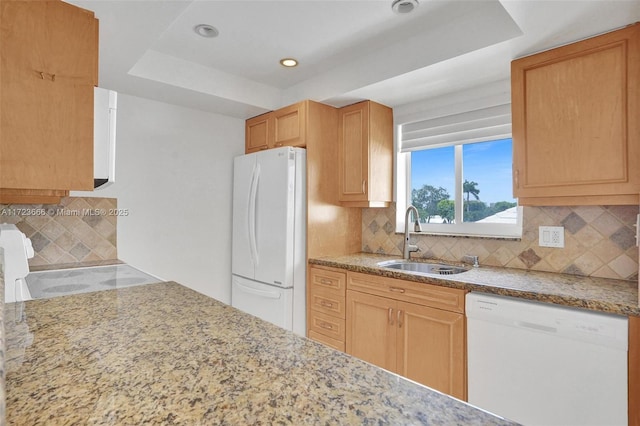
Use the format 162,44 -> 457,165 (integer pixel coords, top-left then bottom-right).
539,226 -> 564,248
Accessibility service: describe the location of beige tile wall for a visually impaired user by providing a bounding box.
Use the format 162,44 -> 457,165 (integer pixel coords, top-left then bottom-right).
362,204 -> 639,281
0,197 -> 117,266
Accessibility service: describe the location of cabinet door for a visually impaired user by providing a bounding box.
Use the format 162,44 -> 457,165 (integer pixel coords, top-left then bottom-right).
0,0 -> 97,192
245,113 -> 270,153
512,23 -> 640,205
346,290 -> 396,372
396,301 -> 466,400
272,101 -> 306,148
338,102 -> 369,201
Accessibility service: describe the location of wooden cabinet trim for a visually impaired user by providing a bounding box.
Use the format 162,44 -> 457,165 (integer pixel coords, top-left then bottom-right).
347,271 -> 465,313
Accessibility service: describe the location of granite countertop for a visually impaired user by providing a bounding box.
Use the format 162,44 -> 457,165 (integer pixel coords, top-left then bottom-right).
310,253 -> 640,317
4,281 -> 516,425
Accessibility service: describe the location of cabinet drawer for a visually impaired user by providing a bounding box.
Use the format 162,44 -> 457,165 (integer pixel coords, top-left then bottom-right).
309,287 -> 346,319
308,310 -> 345,342
347,271 -> 465,314
308,330 -> 345,352
309,266 -> 346,294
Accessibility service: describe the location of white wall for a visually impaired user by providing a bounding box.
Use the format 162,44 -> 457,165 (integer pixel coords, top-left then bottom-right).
74,94 -> 244,303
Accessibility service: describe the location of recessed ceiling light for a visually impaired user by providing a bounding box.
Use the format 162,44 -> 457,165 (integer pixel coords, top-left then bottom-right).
193,24 -> 219,38
280,58 -> 298,68
391,0 -> 419,14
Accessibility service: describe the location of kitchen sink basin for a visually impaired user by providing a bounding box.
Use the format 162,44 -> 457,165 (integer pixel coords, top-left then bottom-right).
377,260 -> 468,276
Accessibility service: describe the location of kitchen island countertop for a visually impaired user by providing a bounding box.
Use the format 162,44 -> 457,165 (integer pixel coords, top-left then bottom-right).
5,281 -> 516,425
309,253 -> 639,317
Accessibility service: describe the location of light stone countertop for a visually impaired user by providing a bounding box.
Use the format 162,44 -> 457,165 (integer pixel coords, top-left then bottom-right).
309,253 -> 640,317
4,281 -> 517,425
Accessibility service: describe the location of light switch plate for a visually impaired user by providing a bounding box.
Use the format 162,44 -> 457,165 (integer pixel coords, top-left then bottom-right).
539,226 -> 564,248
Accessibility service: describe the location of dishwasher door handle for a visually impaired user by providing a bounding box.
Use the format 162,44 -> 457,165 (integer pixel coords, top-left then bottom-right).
514,320 -> 557,333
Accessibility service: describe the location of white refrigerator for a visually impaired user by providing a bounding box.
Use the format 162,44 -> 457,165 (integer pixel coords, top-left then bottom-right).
231,147 -> 306,335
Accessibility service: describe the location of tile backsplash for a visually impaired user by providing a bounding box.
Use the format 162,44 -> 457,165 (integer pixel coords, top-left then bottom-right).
363,204 -> 639,281
0,197 -> 117,266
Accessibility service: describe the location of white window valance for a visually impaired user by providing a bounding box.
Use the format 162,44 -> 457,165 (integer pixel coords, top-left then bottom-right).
400,103 -> 512,152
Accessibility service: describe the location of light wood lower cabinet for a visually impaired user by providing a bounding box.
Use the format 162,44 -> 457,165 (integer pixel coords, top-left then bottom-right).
307,265 -> 347,351
345,271 -> 466,400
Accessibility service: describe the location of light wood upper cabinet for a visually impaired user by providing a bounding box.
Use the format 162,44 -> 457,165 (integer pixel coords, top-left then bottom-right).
245,113 -> 270,153
245,101 -> 306,154
338,100 -> 393,208
512,23 -> 640,206
345,271 -> 466,400
0,0 -> 98,204
272,101 -> 306,148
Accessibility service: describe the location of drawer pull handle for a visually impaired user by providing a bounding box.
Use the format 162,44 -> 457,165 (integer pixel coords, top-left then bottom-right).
389,287 -> 406,293
319,300 -> 334,308
318,321 -> 333,330
388,308 -> 394,326
397,310 -> 403,328
319,278 -> 333,285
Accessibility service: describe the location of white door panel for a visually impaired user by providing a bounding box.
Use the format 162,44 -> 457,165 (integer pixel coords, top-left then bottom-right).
231,275 -> 293,331
254,148 -> 295,287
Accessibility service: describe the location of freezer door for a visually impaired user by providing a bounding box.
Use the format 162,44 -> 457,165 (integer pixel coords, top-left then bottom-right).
231,275 -> 293,331
232,153 -> 257,280
254,148 -> 296,287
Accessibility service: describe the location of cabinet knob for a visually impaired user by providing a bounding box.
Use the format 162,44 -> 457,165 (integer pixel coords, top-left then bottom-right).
362,180 -> 367,194
389,287 -> 405,293
397,310 -> 403,328
319,278 -> 333,285
388,307 -> 394,326
275,143 -> 283,147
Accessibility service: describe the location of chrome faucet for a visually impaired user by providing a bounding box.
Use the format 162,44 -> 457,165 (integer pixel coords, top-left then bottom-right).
403,205 -> 422,260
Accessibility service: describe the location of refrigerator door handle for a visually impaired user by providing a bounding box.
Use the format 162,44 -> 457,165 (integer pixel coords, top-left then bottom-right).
235,281 -> 282,299
248,163 -> 260,266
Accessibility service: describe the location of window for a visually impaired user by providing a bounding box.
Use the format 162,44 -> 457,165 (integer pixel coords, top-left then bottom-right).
397,103 -> 522,238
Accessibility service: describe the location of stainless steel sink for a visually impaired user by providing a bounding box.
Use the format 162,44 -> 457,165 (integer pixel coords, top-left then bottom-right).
377,260 -> 468,276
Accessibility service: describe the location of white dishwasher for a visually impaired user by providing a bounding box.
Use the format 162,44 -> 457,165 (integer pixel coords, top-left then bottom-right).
466,292 -> 628,426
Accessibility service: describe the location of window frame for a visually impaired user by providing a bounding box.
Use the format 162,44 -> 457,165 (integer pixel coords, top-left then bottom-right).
396,139 -> 523,239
